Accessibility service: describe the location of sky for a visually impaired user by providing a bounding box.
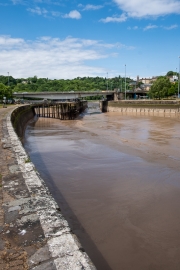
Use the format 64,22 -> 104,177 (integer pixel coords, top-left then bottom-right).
0,0 -> 180,80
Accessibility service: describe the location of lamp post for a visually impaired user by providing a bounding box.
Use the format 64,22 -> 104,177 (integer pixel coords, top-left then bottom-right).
106,72 -> 108,91
7,72 -> 9,86
178,57 -> 180,98
125,64 -> 126,100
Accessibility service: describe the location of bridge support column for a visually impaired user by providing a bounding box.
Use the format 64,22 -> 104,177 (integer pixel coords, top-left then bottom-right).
119,92 -> 124,100
113,92 -> 119,101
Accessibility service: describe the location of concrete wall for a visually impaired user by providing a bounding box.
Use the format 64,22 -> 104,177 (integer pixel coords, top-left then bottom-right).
7,105 -> 96,269
11,105 -> 35,139
100,100 -> 180,115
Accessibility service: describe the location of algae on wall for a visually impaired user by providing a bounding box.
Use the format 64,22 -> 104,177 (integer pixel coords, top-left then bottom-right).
11,105 -> 35,140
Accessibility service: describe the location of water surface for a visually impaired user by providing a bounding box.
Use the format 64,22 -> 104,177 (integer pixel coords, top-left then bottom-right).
24,103 -> 180,270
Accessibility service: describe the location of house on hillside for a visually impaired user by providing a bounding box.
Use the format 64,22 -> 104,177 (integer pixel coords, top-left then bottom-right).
137,76 -> 158,91
169,75 -> 178,83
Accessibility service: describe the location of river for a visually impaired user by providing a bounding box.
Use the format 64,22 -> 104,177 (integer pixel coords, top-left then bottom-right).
24,102 -> 180,270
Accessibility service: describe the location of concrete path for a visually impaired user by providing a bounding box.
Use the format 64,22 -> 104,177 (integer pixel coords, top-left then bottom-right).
0,106 -> 95,270
0,106 -> 30,269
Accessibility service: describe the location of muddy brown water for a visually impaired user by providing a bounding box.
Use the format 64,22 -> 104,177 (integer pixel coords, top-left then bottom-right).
24,102 -> 180,270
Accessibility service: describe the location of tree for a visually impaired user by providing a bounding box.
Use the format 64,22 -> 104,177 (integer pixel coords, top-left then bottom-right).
0,75 -> 16,87
149,77 -> 171,99
0,83 -> 12,101
166,71 -> 174,77
0,83 -> 6,100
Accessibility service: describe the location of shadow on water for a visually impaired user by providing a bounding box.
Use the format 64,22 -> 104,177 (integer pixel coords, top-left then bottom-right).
24,118 -> 112,270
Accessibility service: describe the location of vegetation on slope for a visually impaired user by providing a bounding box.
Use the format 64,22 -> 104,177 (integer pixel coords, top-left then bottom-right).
0,71 -> 179,100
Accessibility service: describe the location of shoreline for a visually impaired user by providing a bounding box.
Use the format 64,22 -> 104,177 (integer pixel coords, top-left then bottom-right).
0,106 -> 95,270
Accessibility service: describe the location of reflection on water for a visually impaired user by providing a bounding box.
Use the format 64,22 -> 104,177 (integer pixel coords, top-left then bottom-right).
24,102 -> 180,270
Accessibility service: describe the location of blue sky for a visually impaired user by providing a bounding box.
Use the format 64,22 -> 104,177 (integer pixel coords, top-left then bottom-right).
0,0 -> 180,80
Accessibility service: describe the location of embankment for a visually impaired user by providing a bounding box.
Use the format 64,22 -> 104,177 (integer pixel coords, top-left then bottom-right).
100,100 -> 180,115
11,105 -> 35,138
2,105 -> 95,269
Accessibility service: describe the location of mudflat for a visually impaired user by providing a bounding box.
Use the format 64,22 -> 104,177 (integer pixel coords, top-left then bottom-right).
24,106 -> 180,270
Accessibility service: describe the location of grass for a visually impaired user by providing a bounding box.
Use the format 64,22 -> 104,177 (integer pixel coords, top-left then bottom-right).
25,157 -> 31,163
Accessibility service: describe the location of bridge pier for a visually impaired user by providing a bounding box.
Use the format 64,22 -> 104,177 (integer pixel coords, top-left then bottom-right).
33,101 -> 87,120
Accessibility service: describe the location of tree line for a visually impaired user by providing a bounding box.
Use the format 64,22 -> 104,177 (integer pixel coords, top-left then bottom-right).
0,71 -> 179,101
0,75 -> 131,92
0,75 -> 131,101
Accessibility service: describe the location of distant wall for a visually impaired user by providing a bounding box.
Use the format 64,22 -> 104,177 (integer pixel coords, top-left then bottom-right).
100,100 -> 180,115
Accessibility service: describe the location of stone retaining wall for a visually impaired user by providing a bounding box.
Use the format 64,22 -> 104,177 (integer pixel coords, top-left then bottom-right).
11,105 -> 35,139
2,105 -> 96,270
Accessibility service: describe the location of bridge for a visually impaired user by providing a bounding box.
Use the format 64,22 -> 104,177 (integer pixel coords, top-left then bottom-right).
33,100 -> 88,120
13,90 -> 117,101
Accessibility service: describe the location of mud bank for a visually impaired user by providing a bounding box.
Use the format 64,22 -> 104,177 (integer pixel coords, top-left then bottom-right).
2,105 -> 95,270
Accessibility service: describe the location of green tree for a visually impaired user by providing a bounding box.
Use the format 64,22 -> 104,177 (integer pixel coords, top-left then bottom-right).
166,71 -> 174,76
0,83 -> 6,100
149,77 -> 171,99
0,83 -> 12,101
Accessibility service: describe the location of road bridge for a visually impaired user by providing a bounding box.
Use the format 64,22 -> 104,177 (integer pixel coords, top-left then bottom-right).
13,90 -> 117,101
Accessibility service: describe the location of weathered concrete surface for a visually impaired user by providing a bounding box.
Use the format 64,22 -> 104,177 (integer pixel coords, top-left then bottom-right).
100,100 -> 180,114
0,106 -> 96,270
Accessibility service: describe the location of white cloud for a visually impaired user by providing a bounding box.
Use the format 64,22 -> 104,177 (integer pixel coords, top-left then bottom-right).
113,0 -> 180,18
10,0 -> 63,5
0,36 -> 25,46
27,5 -> 62,17
127,26 -> 138,30
100,13 -> 127,23
0,35 -> 126,79
51,11 -> 61,17
143,24 -> 158,31
11,0 -> 25,4
163,24 -> 178,30
33,0 -> 62,4
82,4 -> 103,11
128,23 -> 178,31
63,10 -> 81,19
27,7 -> 48,16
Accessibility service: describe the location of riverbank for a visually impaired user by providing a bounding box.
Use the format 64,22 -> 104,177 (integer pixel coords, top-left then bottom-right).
0,105 -> 95,270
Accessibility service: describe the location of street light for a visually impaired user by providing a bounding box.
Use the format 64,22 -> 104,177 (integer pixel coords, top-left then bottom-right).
7,72 -> 9,86
178,57 -> 180,98
106,72 -> 108,91
125,64 -> 126,100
